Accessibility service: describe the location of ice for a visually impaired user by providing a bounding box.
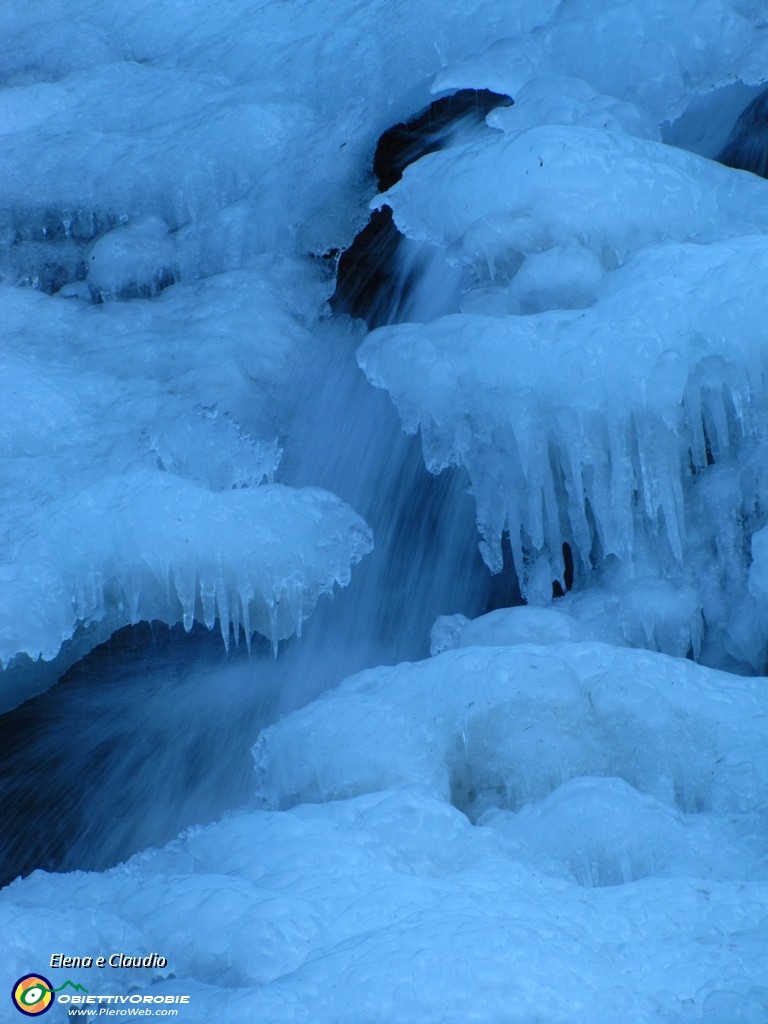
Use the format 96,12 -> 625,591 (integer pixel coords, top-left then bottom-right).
434,574 -> 704,663
537,0 -> 768,123
374,126 -> 768,264
436,0 -> 768,124
354,14 -> 768,669
472,242 -> 604,314
430,605 -> 598,655
86,217 -> 176,302
484,775 -> 758,886
2,472 -> 372,662
5,0 -> 768,1019
360,234 -> 768,664
560,575 -> 703,659
487,75 -> 659,141
253,643 -> 768,816
0,259 -> 373,704
5,0 -> 768,693
0,0 -> 551,706
0,0 -> 545,298
3,643 -> 768,1022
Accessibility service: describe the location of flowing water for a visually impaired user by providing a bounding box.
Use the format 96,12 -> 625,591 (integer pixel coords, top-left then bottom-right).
8,78 -> 764,889
3,82 -> 766,889
0,92 -> 519,887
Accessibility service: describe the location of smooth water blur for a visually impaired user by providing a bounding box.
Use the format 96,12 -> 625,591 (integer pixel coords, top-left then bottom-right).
10,75 -> 767,886
0,221 -> 516,888
0,624 -> 277,886
280,315 -> 518,685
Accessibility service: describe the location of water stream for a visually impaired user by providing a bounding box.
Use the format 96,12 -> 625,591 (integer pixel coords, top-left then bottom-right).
0,91 -> 519,887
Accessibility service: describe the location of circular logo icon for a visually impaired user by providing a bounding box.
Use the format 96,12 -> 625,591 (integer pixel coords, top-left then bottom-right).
11,976 -> 54,1016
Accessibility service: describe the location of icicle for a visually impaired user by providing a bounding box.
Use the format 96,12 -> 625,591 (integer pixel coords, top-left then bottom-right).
559,409 -> 592,563
543,442 -> 563,566
200,575 -> 216,630
293,585 -> 304,641
506,489 -> 525,587
705,387 -> 730,460
267,595 -> 279,659
684,382 -> 706,472
230,596 -> 241,649
241,594 -> 252,655
215,577 -> 231,653
524,431 -> 547,550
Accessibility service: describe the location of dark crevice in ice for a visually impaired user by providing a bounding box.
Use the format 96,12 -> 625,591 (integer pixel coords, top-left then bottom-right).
373,89 -> 513,192
330,89 -> 511,327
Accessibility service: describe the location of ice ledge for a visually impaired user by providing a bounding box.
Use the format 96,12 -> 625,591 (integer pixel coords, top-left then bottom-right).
0,474 -> 372,700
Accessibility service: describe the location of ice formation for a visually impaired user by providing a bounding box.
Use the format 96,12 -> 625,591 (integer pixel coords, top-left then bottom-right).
360,74 -> 768,669
4,0 -> 768,1021
1,258 -> 372,706
3,643 -> 768,1022
0,0 -> 549,706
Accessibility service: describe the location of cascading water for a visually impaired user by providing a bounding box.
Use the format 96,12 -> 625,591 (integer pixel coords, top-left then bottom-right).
6,7 -> 768,1018
4,73 -> 767,890
0,90 -> 520,888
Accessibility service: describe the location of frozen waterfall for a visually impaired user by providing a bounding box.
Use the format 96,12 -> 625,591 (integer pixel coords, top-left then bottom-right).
3,2 -> 768,1022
